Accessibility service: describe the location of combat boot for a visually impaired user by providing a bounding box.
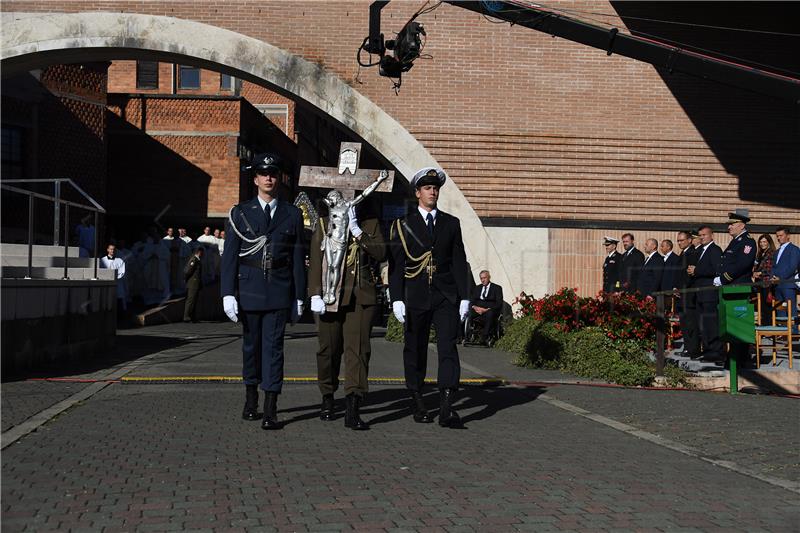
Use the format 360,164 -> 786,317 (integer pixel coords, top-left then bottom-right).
344,394 -> 369,430
410,391 -> 432,423
242,384 -> 260,421
261,391 -> 283,430
438,388 -> 461,428
319,394 -> 335,421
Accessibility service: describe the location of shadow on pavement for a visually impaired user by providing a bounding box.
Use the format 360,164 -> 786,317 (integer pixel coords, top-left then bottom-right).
1,334 -> 188,383
276,385 -> 546,428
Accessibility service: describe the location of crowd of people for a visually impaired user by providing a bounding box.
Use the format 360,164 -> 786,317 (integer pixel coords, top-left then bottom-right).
96,225 -> 227,321
602,217 -> 800,367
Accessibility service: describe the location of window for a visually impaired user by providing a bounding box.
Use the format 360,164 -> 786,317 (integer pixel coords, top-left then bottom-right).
1,126 -> 24,178
220,73 -> 235,91
136,61 -> 159,89
255,104 -> 289,134
178,65 -> 201,89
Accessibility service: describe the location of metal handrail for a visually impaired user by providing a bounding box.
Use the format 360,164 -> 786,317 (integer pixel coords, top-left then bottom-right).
1,178 -> 105,281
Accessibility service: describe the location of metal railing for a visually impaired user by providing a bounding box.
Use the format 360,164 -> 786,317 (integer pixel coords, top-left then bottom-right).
1,178 -> 106,280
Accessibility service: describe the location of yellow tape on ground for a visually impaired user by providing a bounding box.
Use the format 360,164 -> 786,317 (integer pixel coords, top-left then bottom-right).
120,376 -> 506,385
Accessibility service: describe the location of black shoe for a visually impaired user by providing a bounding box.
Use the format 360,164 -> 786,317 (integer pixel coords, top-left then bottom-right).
261,392 -> 283,430
438,388 -> 461,428
242,385 -> 260,421
410,392 -> 432,423
344,394 -> 369,431
319,394 -> 335,421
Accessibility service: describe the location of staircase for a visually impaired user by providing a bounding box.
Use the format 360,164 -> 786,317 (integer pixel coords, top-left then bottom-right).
1,243 -> 114,280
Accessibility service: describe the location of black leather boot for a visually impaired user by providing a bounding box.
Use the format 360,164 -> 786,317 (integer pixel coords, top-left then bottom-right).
438,388 -> 461,428
319,394 -> 335,421
261,391 -> 282,430
410,391 -> 432,423
344,394 -> 369,430
242,385 -> 260,421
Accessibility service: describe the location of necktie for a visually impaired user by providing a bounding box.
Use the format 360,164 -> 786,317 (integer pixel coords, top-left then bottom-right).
264,203 -> 272,227
426,213 -> 434,238
481,285 -> 488,299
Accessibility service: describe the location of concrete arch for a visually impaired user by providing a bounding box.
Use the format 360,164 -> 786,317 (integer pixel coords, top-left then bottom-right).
1,11 -> 515,297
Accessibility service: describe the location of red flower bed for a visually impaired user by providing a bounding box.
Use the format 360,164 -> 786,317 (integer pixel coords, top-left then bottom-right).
513,288 -> 660,344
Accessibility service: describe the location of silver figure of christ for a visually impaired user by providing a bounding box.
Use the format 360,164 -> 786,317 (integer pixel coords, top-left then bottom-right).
321,170 -> 389,305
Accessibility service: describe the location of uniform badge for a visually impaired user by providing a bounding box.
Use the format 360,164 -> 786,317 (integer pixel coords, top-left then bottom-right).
744,245 -> 752,254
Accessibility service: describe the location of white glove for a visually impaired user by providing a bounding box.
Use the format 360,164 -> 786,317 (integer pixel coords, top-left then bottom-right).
223,295 -> 239,323
347,206 -> 363,239
392,301 -> 406,324
291,299 -> 303,324
310,295 -> 326,315
713,276 -> 722,287
459,300 -> 470,321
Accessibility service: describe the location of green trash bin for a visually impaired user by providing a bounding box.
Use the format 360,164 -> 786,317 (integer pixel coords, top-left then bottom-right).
718,284 -> 755,344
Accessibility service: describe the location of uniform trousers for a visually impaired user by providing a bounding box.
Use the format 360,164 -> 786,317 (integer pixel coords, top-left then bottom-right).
183,280 -> 201,321
316,298 -> 376,397
403,289 -> 461,391
241,308 -> 288,392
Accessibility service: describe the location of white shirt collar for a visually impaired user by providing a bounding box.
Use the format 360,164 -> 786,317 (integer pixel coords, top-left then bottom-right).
418,206 -> 438,221
257,196 -> 278,213
778,242 -> 789,250
663,251 -> 672,261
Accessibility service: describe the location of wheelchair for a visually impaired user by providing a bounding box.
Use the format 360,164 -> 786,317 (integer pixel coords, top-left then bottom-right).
462,309 -> 503,347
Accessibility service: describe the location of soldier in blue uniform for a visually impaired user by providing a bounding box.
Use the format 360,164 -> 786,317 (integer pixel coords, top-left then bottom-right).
710,210 -> 757,366
221,153 -> 306,430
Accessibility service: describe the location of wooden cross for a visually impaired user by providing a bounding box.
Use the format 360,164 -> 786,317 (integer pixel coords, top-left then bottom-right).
299,142 -> 394,199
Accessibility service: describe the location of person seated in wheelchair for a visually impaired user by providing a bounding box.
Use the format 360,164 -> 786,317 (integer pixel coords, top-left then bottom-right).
468,270 -> 504,345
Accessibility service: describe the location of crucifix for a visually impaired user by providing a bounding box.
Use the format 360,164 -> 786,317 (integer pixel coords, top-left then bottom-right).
299,142 -> 395,305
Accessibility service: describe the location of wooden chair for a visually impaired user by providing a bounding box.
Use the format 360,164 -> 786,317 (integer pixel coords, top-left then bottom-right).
755,296 -> 794,369
666,297 -> 681,351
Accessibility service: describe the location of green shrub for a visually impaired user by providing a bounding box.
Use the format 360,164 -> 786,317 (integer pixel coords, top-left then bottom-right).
559,328 -> 655,387
384,313 -> 436,343
495,316 -> 568,369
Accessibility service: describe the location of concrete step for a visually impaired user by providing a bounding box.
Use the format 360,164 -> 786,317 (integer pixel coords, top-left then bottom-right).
1,255 -> 95,268
1,243 -> 80,258
1,266 -> 115,280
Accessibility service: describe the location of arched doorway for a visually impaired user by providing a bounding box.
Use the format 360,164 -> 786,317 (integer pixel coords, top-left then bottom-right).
1,11 -> 515,295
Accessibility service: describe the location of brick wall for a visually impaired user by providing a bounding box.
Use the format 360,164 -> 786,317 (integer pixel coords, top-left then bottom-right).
7,0 -> 796,229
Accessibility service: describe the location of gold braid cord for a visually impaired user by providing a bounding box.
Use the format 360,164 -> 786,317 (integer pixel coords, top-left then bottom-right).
393,219 -> 432,279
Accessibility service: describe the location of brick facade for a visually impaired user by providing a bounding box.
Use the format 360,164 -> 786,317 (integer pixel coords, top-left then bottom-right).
4,1 -> 798,294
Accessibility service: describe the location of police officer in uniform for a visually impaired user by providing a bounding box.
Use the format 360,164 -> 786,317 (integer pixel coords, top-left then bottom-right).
308,202 -> 386,430
602,236 -> 621,293
711,211 -> 757,367
221,153 -> 306,430
389,167 -> 471,428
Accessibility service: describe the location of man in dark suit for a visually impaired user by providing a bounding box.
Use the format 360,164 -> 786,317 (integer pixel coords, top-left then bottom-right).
308,203 -> 385,430
389,167 -> 471,428
688,225 -> 723,362
659,239 -> 682,293
619,232 -> 645,292
771,226 -> 800,328
636,238 -> 664,297
469,270 -> 504,345
711,211 -> 757,366
221,153 -> 306,430
675,230 -> 700,358
602,236 -> 622,293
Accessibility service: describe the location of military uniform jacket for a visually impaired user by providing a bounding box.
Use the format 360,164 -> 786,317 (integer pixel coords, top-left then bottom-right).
308,217 -> 386,307
603,251 -> 622,292
692,242 -> 723,302
389,209 -> 471,310
184,255 -> 203,286
221,197 -> 306,311
718,232 -> 757,286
